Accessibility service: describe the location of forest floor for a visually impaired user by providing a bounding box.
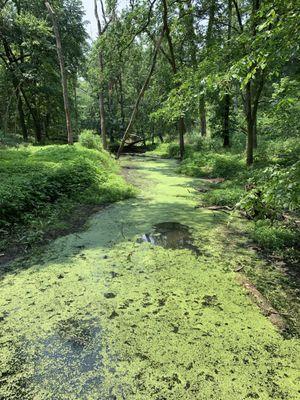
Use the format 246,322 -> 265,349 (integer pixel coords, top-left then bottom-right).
0,155 -> 299,400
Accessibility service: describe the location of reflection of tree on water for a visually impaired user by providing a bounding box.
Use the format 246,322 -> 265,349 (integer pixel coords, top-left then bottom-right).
138,222 -> 201,256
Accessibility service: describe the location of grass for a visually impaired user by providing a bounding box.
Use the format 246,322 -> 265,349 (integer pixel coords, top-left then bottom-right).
0,143 -> 135,252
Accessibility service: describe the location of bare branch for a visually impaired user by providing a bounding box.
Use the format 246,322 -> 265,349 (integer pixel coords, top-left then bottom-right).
232,0 -> 243,32
121,0 -> 157,53
145,29 -> 173,66
94,0 -> 102,35
99,0 -> 107,26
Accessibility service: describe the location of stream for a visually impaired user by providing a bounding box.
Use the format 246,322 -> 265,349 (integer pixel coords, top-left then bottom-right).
0,156 -> 299,400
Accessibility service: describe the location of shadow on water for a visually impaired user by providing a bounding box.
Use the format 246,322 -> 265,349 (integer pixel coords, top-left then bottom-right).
138,222 -> 201,256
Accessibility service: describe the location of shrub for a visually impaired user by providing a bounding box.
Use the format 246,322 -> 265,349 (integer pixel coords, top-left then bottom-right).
0,144 -> 135,240
180,151 -> 245,179
0,131 -> 26,147
202,187 -> 244,207
79,130 -> 102,151
148,142 -> 180,158
238,161 -> 300,219
250,220 -> 298,251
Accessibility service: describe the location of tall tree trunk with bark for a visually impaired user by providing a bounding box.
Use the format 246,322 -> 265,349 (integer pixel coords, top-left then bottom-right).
94,0 -> 108,149
223,94 -> 230,147
118,74 -> 125,132
223,0 -> 232,147
253,118 -> 257,148
233,0 -> 263,165
199,0 -> 217,138
199,96 -> 207,137
162,0 -> 186,159
45,1 -> 73,144
245,81 -> 254,165
73,76 -> 79,135
16,87 -> 28,141
20,88 -> 43,142
245,0 -> 261,165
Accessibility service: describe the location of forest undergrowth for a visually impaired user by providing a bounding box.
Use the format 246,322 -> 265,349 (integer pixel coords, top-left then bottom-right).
0,134 -> 135,256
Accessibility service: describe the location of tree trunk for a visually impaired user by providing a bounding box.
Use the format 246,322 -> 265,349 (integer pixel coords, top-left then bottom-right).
45,1 -> 73,144
118,74 -> 126,130
222,0 -> 232,148
198,0 -> 216,138
206,0 -> 216,47
253,117 -> 257,148
162,0 -> 186,159
20,89 -> 43,142
223,93 -> 230,147
244,0 -> 262,165
99,81 -> 107,149
245,82 -> 254,166
199,96 -> 207,137
73,77 -> 79,135
31,107 -> 43,143
178,118 -> 185,159
94,0 -> 108,149
16,87 -> 28,141
0,36 -> 43,142
116,27 -> 165,159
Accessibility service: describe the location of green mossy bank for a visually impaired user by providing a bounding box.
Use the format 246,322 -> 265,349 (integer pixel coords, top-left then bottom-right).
0,156 -> 299,399
0,144 -> 135,251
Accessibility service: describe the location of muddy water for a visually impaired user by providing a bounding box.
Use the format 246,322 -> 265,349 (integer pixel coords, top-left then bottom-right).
0,156 -> 299,400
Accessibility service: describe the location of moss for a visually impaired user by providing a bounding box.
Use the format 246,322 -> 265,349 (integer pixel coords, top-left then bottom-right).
0,157 -> 299,399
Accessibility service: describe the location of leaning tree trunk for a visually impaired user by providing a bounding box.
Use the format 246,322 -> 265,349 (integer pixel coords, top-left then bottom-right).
116,28 -> 165,159
45,1 -> 73,144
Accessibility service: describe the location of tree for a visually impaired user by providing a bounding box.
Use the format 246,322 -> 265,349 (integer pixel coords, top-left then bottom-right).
94,0 -> 111,149
0,0 -> 86,143
116,25 -> 165,158
45,0 -> 73,144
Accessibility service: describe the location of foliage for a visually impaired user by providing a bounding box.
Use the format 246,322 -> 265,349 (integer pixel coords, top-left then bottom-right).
250,220 -> 299,251
202,187 -> 244,208
179,151 -> 245,179
238,161 -> 300,220
0,144 -> 135,249
78,130 -> 103,151
0,0 -> 87,143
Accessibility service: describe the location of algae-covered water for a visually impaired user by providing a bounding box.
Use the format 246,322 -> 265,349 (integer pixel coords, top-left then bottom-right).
0,156 -> 299,399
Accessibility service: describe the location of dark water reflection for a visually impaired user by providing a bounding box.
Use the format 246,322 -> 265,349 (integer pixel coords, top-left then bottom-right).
138,222 -> 201,256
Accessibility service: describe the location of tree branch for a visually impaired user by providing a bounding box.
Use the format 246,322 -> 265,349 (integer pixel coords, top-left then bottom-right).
232,0 -> 243,32
116,26 -> 165,158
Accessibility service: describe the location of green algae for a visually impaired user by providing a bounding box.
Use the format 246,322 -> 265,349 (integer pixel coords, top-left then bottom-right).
0,156 -> 299,399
